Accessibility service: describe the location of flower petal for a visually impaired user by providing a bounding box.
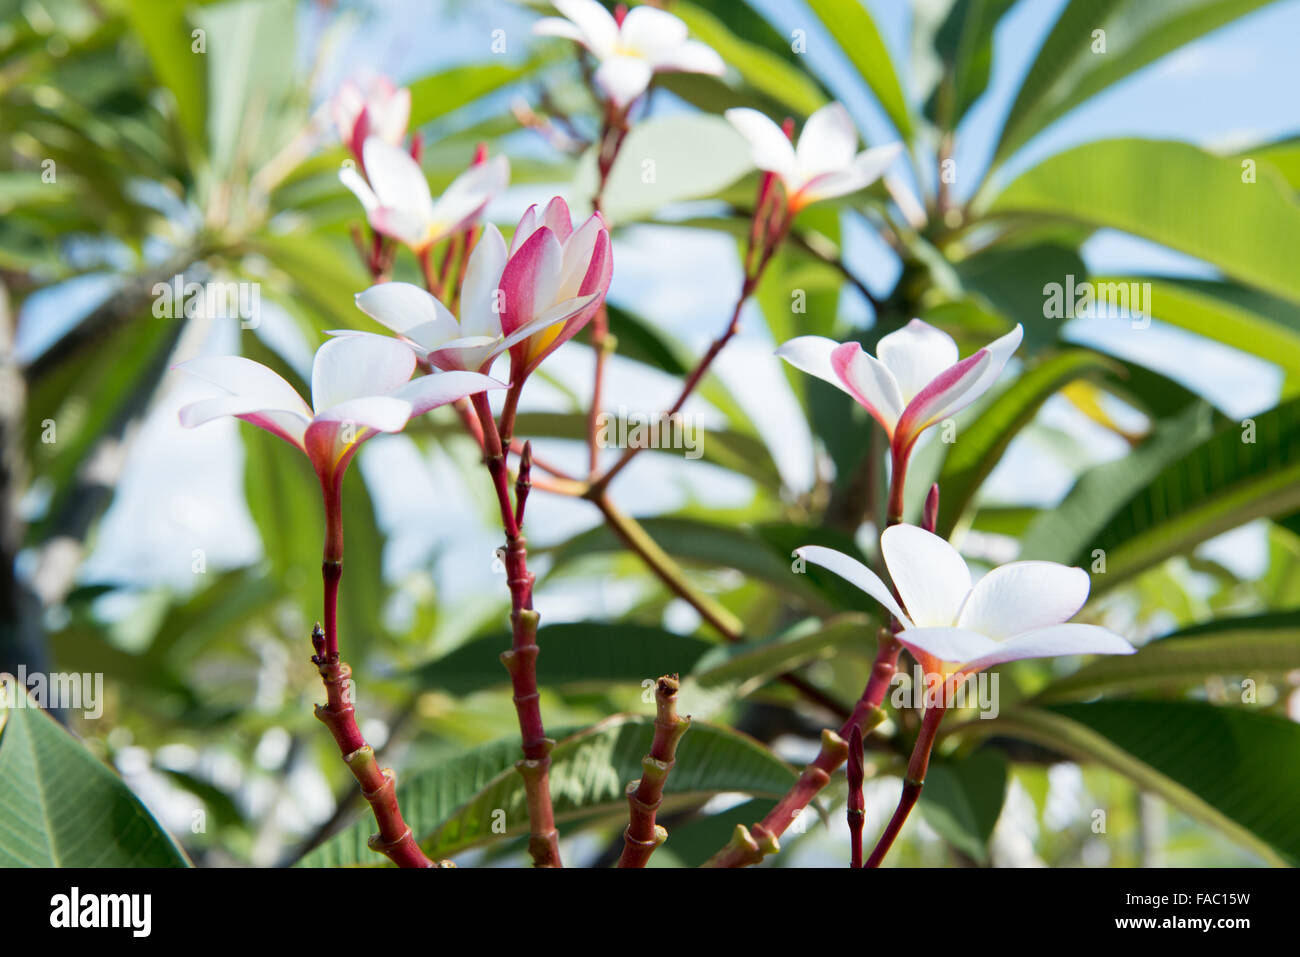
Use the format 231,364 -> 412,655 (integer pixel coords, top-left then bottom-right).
893,349 -> 991,452
724,108 -> 797,184
595,55 -> 654,108
553,0 -> 619,57
339,164 -> 378,213
620,5 -> 688,55
794,545 -> 910,626
957,561 -> 1091,640
880,525 -> 971,628
178,395 -> 310,450
362,137 -> 435,221
794,102 -> 858,182
960,323 -> 1023,407
532,16 -> 586,44
458,224 -> 509,338
650,39 -> 725,75
876,318 -> 960,404
499,225 -> 564,336
354,281 -> 460,350
830,341 -> 906,437
895,626 -> 1000,667
428,155 -> 510,238
393,369 -> 506,416
177,355 -> 313,418
310,334 -> 416,413
537,196 -> 575,245
961,624 -> 1135,673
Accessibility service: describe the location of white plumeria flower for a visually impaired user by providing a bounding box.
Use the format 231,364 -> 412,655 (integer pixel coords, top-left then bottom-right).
533,0 -> 725,109
331,76 -> 410,155
339,137 -> 509,253
778,319 -> 1023,462
798,526 -> 1134,678
176,335 -> 503,489
725,102 -> 903,212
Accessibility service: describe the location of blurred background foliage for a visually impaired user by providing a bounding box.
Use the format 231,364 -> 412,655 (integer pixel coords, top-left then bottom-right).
1,0 -> 1299,867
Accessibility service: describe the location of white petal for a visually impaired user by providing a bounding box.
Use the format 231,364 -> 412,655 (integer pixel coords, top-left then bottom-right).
532,17 -> 587,44
794,545 -> 911,626
555,214 -> 603,300
354,281 -> 460,350
650,39 -> 725,76
876,319 -> 960,404
795,102 -> 858,182
176,355 -> 313,417
429,156 -> 509,236
339,165 -> 378,213
554,0 -> 619,57
830,342 -> 906,435
958,324 -> 1023,410
896,627 -> 1000,667
312,395 -> 413,434
724,108 -> 796,183
178,395 -> 310,449
776,335 -> 839,384
595,56 -> 654,109
394,370 -> 506,416
795,142 -> 902,206
362,137 -> 435,221
961,624 -> 1135,673
310,334 -> 416,412
620,5 -> 688,56
957,562 -> 1091,640
880,525 -> 971,628
372,86 -> 410,144
459,224 -> 509,338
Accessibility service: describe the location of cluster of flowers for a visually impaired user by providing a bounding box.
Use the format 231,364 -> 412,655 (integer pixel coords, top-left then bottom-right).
178,0 -> 1131,755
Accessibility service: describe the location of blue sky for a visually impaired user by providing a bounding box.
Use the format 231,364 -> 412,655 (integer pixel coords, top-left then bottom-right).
32,0 -> 1300,606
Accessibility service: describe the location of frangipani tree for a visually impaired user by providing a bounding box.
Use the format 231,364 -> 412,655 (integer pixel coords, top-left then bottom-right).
1,0 -> 1298,873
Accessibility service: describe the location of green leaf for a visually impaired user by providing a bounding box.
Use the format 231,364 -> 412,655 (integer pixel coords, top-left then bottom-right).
673,2 -> 828,117
410,622 -> 715,696
574,113 -> 753,224
985,139 -> 1300,305
923,0 -> 1016,130
689,614 -> 872,692
805,0 -> 914,140
407,62 -> 535,127
606,304 -> 690,376
1036,611 -> 1300,701
125,0 -> 207,152
1018,400 -> 1216,567
422,715 -> 797,860
935,349 -> 1117,537
919,748 -> 1008,864
1085,397 -> 1300,591
0,686 -> 189,866
987,701 -> 1300,865
1238,135 -> 1300,191
993,0 -> 1274,162
301,715 -> 798,865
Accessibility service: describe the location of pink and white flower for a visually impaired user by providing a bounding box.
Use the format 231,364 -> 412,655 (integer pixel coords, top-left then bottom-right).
777,319 -> 1023,464
351,220 -> 604,377
340,138 -> 509,253
797,526 -> 1134,678
176,335 -> 502,491
331,76 -> 411,162
533,0 -> 724,109
497,197 -> 612,381
725,103 -> 902,212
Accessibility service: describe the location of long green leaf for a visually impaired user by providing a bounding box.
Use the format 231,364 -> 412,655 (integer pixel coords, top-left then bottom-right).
919,748 -> 1008,864
0,687 -> 189,867
805,0 -> 913,139
994,0 -> 1275,162
985,139 -> 1300,305
923,0 -> 1015,130
1035,611 -> 1300,700
980,701 -> 1299,865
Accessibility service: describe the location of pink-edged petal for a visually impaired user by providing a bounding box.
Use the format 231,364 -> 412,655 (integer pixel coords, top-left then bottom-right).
499,226 -> 564,336
961,624 -> 1135,673
554,0 -> 619,57
893,349 -> 991,452
794,102 -> 858,181
957,562 -> 1091,640
830,341 -> 906,437
960,324 -> 1023,406
310,334 -> 416,412
354,281 -> 460,349
876,319 -> 960,404
880,525 -> 971,628
555,213 -> 604,299
501,294 -> 599,351
178,395 -> 310,450
394,369 -> 506,416
362,137 -> 435,220
795,546 -> 911,626
793,143 -> 902,207
650,39 -> 724,75
896,626 -> 1000,667
595,55 -> 654,108
429,155 -> 510,236
536,196 -> 574,244
510,204 -> 541,255
724,108 -> 796,183
619,5 -> 688,56
459,224 -> 509,338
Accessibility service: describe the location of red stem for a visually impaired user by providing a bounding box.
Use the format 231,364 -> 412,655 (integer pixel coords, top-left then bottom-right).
618,674 -> 690,868
865,700 -> 947,868
847,724 -> 865,868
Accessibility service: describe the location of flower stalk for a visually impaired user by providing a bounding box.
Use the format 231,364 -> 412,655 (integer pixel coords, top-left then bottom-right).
618,674 -> 691,867
847,724 -> 865,868
864,699 -> 947,868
